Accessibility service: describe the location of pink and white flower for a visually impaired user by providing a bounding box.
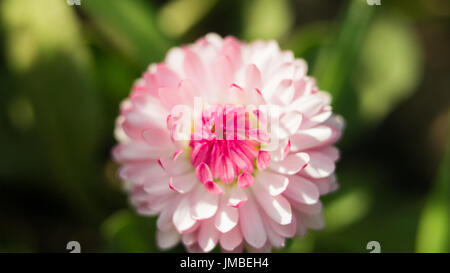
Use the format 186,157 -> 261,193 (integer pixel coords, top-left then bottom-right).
113,33 -> 344,252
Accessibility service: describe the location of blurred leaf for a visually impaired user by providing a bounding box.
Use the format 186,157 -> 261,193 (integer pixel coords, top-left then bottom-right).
6,95 -> 35,132
314,161 -> 421,252
101,210 -> 158,252
157,0 -> 218,38
324,187 -> 372,232
243,0 -> 294,40
82,0 -> 172,68
313,0 -> 374,103
416,131 -> 450,252
95,52 -> 136,101
282,234 -> 315,253
354,14 -> 422,123
1,0 -> 104,221
284,22 -> 331,60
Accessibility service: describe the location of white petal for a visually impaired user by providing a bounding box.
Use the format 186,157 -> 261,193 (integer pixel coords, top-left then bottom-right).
157,201 -> 178,231
284,175 -> 319,204
182,232 -> 197,246
255,171 -> 288,196
157,229 -> 180,250
265,222 -> 285,249
190,185 -> 219,220
269,216 -> 296,237
269,152 -> 309,175
291,126 -> 333,151
290,201 -> 323,215
238,196 -> 267,248
227,186 -> 248,208
198,218 -> 219,252
159,154 -> 192,176
253,185 -> 292,225
172,197 -> 196,233
169,172 -> 197,193
302,151 -> 335,179
215,195 -> 238,233
301,212 -> 325,230
219,226 -> 243,251
278,111 -> 302,138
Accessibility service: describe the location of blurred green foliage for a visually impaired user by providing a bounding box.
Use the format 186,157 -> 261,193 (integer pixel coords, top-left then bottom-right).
416,124 -> 450,252
0,0 -> 448,253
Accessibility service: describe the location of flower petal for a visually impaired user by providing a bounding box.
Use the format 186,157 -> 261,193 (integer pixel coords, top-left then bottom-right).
238,196 -> 267,248
255,171 -> 288,196
172,197 -> 197,233
302,151 -> 335,179
168,172 -> 195,192
198,218 -> 219,252
237,172 -> 254,188
215,195 -> 238,233
227,186 -> 248,208
269,152 -> 309,175
253,186 -> 292,225
190,185 -> 219,220
219,226 -> 243,251
157,229 -> 180,250
284,175 -> 319,204
257,150 -> 271,171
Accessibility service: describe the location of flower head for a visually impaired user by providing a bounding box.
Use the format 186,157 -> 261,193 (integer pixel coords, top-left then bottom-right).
113,33 -> 343,252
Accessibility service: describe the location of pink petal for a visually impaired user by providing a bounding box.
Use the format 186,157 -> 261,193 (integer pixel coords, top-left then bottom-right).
269,152 -> 310,175
279,111 -> 302,138
154,64 -> 180,88
255,171 -> 288,196
244,64 -> 262,91
158,154 -> 192,176
204,180 -> 223,195
237,172 -> 254,188
302,151 -> 335,179
264,218 -> 285,249
198,218 -> 219,252
169,172 -> 197,194
269,216 -> 296,237
290,201 -> 323,215
219,226 -> 243,251
227,186 -> 248,208
215,196 -> 238,233
301,212 -> 325,230
172,197 -> 197,233
284,175 -> 319,204
195,162 -> 213,184
190,186 -> 219,220
273,79 -> 295,105
290,126 -> 333,151
156,229 -> 180,250
257,150 -> 271,171
253,186 -> 292,225
142,127 -> 171,148
157,201 -> 178,231
218,156 -> 236,184
238,196 -> 267,248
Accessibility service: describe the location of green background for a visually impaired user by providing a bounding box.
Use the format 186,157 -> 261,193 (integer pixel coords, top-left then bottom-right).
0,0 -> 449,252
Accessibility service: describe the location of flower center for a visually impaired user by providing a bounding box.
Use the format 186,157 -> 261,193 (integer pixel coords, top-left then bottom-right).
189,105 -> 270,192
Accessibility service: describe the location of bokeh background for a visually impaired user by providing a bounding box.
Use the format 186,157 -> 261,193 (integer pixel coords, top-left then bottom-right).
0,0 -> 449,253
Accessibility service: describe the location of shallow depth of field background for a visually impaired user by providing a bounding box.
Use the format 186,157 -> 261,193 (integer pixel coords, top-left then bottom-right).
0,0 -> 449,252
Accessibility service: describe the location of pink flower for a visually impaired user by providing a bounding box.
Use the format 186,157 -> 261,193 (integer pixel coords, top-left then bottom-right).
113,33 -> 344,252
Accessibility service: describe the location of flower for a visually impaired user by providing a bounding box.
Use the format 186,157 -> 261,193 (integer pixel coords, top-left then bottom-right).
113,33 -> 344,252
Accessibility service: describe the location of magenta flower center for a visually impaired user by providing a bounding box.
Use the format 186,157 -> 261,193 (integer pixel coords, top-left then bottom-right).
189,105 -> 270,190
